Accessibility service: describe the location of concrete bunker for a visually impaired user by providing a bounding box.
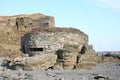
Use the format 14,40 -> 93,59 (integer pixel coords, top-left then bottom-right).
21,27 -> 88,56
18,27 -> 98,70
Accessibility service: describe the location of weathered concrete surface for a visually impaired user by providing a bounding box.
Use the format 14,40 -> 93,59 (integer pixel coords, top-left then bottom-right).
21,27 -> 99,70
22,27 -> 88,56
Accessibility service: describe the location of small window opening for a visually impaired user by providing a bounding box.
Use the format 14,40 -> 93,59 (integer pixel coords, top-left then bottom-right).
30,48 -> 43,51
55,49 -> 64,59
16,21 -> 19,29
43,23 -> 49,27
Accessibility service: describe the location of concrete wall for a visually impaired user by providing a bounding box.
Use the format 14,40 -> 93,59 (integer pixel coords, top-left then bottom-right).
22,28 -> 88,56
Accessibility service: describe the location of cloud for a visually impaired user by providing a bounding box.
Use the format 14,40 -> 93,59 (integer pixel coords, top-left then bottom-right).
84,0 -> 120,11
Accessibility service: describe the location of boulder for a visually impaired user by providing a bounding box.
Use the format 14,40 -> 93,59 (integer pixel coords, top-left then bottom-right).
94,74 -> 106,80
24,53 -> 57,70
5,53 -> 57,70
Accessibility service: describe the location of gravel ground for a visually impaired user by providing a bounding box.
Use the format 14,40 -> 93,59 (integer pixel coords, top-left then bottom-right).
0,58 -> 120,80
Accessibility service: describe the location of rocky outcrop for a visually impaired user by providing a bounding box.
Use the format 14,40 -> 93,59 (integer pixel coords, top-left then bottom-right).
54,45 -> 99,70
0,13 -> 54,29
5,53 -> 57,70
75,45 -> 99,69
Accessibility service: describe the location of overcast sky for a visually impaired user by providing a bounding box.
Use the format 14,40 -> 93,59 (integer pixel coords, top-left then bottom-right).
0,0 -> 120,51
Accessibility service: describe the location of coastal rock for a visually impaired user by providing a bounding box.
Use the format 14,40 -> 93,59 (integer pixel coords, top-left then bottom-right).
5,53 -> 57,70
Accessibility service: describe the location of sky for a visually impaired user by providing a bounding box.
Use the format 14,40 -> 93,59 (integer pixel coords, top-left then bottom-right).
0,0 -> 120,51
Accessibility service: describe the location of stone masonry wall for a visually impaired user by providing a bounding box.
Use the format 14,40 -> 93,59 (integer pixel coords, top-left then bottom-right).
22,28 -> 88,56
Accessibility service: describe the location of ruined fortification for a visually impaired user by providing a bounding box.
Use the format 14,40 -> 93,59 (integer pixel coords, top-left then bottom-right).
1,13 -> 118,71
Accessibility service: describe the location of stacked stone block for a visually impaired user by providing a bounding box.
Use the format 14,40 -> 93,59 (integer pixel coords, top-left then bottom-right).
62,44 -> 79,69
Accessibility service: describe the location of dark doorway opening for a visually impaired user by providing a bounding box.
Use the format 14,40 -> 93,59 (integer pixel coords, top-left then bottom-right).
76,45 -> 87,63
80,46 -> 87,54
30,48 -> 43,51
55,49 -> 64,59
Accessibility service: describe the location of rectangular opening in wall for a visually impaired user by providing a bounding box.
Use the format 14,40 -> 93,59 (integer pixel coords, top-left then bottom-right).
43,23 -> 49,27
30,48 -> 43,51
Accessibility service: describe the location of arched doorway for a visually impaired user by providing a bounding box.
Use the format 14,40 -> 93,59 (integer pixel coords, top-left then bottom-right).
80,45 -> 87,54
76,45 -> 87,63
